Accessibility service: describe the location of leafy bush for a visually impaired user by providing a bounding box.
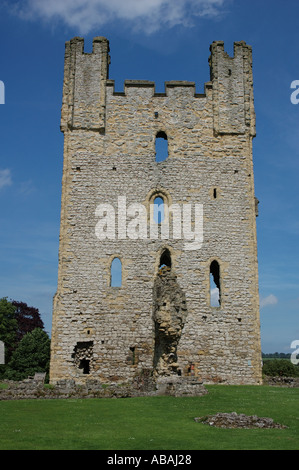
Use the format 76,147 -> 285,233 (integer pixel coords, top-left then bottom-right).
5,328 -> 50,381
262,359 -> 299,377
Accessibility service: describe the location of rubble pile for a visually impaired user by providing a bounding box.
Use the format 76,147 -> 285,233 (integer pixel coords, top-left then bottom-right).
194,412 -> 287,429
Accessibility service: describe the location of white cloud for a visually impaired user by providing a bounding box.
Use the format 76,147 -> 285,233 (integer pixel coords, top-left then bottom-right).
260,294 -> 278,309
13,0 -> 228,34
18,179 -> 35,196
0,169 -> 12,190
210,287 -> 220,306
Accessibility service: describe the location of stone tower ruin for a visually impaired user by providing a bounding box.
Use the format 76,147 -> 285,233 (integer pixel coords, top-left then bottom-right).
50,37 -> 262,386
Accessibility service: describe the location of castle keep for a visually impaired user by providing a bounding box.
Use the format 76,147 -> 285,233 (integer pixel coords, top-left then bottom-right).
50,37 -> 262,386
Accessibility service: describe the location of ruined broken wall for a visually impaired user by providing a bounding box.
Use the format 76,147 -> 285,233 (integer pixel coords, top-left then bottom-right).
153,267 -> 188,377
50,38 -> 262,385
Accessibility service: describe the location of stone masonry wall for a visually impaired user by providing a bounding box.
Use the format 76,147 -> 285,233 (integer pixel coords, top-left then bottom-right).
50,38 -> 262,386
0,377 -> 208,400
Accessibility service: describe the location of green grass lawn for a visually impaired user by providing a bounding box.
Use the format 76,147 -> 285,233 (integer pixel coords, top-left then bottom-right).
0,385 -> 298,450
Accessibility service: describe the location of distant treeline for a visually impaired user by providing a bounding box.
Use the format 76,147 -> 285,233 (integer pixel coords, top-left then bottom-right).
262,352 -> 291,359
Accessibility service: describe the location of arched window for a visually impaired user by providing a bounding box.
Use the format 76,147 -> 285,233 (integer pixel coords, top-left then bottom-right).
159,248 -> 171,269
153,196 -> 165,224
110,257 -> 122,287
155,131 -> 168,162
210,260 -> 221,307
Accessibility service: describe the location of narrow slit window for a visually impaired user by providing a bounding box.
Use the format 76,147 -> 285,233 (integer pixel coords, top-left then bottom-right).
155,131 -> 168,162
210,260 -> 221,307
213,188 -> 217,199
153,196 -> 165,224
110,257 -> 122,287
130,347 -> 136,365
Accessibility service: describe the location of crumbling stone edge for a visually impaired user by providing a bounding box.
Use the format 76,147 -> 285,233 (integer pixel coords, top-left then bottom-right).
263,376 -> 299,387
1,376 -> 298,401
0,376 -> 208,401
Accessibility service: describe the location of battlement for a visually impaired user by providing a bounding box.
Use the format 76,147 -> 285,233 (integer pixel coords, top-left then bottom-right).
67,36 -> 110,54
106,79 -> 208,98
60,36 -> 110,132
209,40 -> 256,135
60,36 -> 255,136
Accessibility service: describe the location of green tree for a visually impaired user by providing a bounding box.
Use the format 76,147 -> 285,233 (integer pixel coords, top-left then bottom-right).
0,298 -> 17,364
5,328 -> 50,381
12,300 -> 44,343
0,298 -> 49,379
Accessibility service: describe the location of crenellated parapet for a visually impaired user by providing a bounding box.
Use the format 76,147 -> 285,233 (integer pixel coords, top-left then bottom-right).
209,40 -> 256,136
60,36 -> 110,132
60,37 -> 255,136
106,79 -> 207,99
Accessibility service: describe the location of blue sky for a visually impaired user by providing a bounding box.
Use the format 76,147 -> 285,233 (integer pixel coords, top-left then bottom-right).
0,0 -> 298,353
